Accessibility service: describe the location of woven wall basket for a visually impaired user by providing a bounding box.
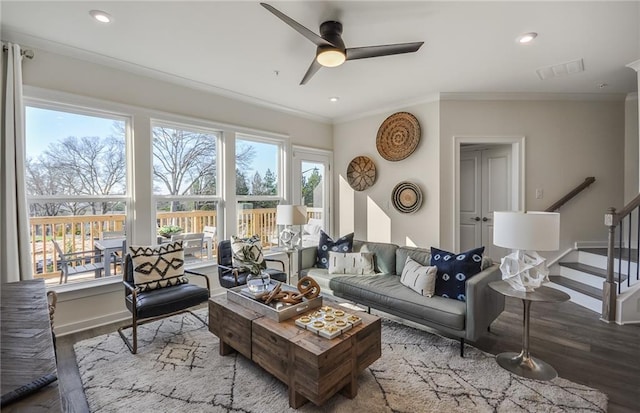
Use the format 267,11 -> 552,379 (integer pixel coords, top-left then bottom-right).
376,112 -> 421,161
391,181 -> 423,214
347,156 -> 376,191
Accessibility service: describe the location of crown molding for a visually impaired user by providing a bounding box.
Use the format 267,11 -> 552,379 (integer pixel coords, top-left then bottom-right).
1,29 -> 332,125
626,59 -> 640,72
440,92 -> 626,102
333,93 -> 440,124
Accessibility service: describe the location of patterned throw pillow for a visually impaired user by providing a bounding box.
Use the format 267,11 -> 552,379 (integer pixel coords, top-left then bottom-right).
231,235 -> 266,275
400,256 -> 437,297
327,252 -> 376,275
129,241 -> 188,292
316,231 -> 354,269
430,246 -> 485,302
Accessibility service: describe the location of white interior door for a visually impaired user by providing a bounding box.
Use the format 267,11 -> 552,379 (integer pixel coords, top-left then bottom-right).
459,145 -> 511,260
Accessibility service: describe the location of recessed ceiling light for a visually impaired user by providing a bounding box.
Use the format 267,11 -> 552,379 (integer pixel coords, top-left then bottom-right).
89,10 -> 112,23
329,97 -> 339,102
517,32 -> 537,44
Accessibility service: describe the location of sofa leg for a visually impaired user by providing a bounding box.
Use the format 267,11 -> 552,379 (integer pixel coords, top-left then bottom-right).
460,338 -> 465,357
367,307 -> 371,314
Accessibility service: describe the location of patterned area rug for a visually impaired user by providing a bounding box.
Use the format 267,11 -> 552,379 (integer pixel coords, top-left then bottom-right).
74,310 -> 607,412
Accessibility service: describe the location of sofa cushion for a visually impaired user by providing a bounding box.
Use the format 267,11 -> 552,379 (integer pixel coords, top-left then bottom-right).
400,256 -> 437,297
317,231 -> 354,268
329,275 -> 466,331
395,246 -> 431,276
298,267 -> 333,292
129,242 -> 188,292
431,246 -> 485,302
328,251 -> 376,275
354,240 -> 398,275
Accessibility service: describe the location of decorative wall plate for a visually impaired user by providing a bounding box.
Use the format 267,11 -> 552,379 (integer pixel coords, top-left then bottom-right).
376,112 -> 421,161
347,156 -> 376,191
391,181 -> 423,213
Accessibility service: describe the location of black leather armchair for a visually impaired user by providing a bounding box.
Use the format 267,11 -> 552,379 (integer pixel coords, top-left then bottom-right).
117,254 -> 210,354
217,240 -> 287,288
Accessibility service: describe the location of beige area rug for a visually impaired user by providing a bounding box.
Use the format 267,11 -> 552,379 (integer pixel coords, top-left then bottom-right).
74,310 -> 607,412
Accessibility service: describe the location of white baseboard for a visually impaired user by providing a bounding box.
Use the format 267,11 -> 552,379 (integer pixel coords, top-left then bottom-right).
56,310 -> 130,337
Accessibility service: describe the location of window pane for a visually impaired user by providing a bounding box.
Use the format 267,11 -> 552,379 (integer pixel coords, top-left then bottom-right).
152,124 -> 218,196
237,201 -> 279,248
156,201 -> 218,260
25,107 -> 126,196
29,202 -> 126,286
236,138 -> 279,196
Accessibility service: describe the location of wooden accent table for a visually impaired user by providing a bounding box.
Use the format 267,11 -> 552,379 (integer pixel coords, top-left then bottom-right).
209,295 -> 381,408
1,279 -> 61,411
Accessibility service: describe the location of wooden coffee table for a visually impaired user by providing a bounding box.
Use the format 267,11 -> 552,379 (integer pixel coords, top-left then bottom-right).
208,295 -> 381,408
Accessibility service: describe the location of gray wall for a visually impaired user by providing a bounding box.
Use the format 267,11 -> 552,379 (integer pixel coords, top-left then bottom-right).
334,97 -> 626,259
333,101 -> 440,248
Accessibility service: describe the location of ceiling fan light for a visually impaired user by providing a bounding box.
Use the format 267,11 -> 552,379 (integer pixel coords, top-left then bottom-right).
317,50 -> 346,67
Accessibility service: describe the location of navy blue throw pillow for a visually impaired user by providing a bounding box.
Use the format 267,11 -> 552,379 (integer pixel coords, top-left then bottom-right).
430,246 -> 485,302
316,231 -> 354,269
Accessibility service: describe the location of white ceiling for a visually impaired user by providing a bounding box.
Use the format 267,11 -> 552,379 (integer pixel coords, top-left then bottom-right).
1,1 -> 639,122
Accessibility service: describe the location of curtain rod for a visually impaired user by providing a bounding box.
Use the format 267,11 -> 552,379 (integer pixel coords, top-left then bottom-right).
2,45 -> 34,59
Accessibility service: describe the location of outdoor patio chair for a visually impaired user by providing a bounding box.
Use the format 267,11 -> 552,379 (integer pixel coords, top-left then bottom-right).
53,240 -> 105,284
117,242 -> 211,354
171,232 -> 205,259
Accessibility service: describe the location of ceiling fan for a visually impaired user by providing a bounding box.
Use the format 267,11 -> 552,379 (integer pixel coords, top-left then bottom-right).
260,3 -> 424,85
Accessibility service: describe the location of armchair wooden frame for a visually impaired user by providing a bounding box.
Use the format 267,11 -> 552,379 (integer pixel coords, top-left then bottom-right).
117,255 -> 211,354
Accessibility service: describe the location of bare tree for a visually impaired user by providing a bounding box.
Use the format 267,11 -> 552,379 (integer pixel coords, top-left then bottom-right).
43,136 -> 126,214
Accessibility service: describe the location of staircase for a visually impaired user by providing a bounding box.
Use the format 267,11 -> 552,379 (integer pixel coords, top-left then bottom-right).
549,246 -> 639,319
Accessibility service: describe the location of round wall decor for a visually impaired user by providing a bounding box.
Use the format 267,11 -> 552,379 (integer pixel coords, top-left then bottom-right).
347,156 -> 376,191
376,112 -> 421,161
391,181 -> 423,213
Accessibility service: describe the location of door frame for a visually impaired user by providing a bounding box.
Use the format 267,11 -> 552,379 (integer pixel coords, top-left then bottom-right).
292,145 -> 333,235
453,136 -> 525,252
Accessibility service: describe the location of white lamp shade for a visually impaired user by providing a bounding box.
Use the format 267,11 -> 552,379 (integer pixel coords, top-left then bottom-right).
493,211 -> 560,251
276,205 -> 307,226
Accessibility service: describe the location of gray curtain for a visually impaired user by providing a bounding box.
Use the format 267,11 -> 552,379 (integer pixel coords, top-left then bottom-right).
1,42 -> 33,282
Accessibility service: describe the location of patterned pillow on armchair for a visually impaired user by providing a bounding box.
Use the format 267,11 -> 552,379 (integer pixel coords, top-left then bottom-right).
231,235 -> 267,275
129,241 -> 188,292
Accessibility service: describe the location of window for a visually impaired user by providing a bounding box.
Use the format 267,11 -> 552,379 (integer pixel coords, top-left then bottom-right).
236,135 -> 283,247
25,104 -> 129,285
152,121 -> 220,262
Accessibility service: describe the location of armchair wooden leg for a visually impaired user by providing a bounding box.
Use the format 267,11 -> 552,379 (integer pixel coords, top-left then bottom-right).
460,338 -> 465,357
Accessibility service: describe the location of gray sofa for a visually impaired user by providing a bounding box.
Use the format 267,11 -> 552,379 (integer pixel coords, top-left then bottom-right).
298,240 -> 505,356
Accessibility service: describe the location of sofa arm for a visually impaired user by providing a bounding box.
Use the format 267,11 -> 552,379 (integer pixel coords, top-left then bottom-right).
464,264 -> 505,341
297,246 -> 318,274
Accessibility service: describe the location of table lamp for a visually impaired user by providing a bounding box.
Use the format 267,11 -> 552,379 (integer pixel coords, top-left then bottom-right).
493,211 -> 560,292
276,205 -> 307,249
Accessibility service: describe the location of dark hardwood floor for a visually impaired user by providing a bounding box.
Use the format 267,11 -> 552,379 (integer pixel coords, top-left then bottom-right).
56,298 -> 639,412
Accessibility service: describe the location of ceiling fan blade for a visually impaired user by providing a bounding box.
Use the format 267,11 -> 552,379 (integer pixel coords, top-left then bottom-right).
261,3 -> 335,48
345,41 -> 424,61
300,58 -> 322,85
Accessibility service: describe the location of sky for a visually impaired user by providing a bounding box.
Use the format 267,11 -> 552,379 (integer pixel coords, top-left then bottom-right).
25,106 -> 277,177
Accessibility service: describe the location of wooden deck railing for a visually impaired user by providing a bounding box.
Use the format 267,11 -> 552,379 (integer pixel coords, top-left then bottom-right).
29,207 -> 323,283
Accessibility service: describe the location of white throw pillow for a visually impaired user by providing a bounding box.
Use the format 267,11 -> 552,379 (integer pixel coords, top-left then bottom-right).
400,256 -> 437,297
328,252 -> 376,275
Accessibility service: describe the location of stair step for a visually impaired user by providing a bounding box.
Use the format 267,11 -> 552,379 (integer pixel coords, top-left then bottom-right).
549,275 -> 602,300
559,262 -> 628,282
579,247 -> 639,263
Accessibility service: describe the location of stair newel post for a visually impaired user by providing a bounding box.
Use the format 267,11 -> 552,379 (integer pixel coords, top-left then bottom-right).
601,207 -> 617,323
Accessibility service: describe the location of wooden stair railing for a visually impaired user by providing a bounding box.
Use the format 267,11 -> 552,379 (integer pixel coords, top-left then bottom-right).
545,177 -> 596,212
602,192 -> 640,323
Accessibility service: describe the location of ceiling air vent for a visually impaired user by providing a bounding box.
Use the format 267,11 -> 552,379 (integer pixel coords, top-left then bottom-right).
536,59 -> 584,80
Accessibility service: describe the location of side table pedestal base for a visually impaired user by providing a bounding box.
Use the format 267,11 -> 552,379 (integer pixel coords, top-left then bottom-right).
496,351 -> 558,381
